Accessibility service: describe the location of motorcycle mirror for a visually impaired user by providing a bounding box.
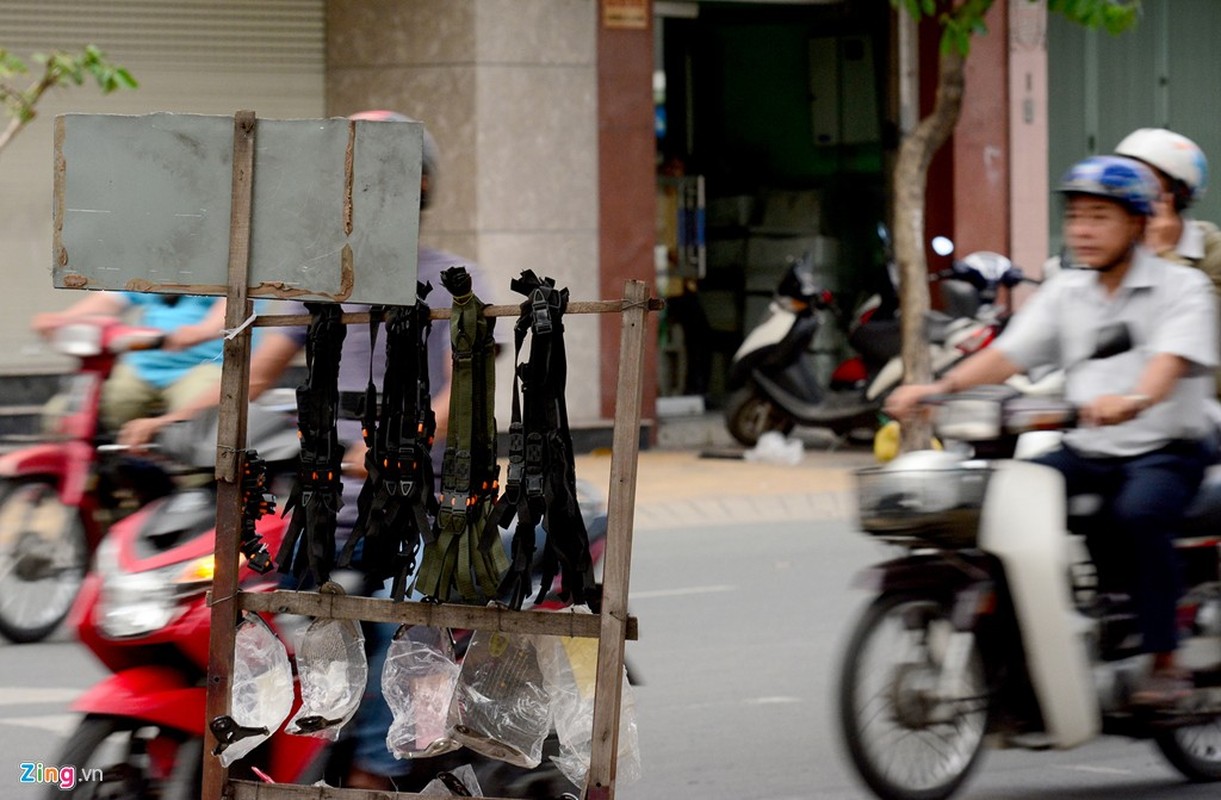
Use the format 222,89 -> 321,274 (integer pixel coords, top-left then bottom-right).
1089,322 -> 1133,361
931,236 -> 955,257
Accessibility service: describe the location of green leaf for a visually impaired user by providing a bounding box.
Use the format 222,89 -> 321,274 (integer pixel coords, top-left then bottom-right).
114,67 -> 137,89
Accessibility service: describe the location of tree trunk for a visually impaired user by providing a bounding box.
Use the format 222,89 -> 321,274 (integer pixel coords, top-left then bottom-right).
894,44 -> 967,453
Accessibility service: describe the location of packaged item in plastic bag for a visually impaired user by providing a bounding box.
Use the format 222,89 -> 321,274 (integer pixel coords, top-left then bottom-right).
744,430 -> 803,465
447,629 -> 551,768
286,614 -> 367,740
216,613 -> 294,767
384,625 -> 461,759
537,628 -> 641,788
419,764 -> 483,796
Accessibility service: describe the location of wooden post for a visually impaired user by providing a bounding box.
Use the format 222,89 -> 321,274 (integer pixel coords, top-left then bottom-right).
586,280 -> 649,800
202,109 -> 257,800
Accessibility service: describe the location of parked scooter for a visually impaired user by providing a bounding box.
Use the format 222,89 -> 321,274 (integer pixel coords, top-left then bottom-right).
839,387 -> 1221,800
0,317 -> 167,643
725,244 -> 1031,447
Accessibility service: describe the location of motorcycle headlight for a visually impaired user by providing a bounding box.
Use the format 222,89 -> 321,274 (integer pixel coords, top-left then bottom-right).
52,323 -> 104,357
95,539 -> 214,639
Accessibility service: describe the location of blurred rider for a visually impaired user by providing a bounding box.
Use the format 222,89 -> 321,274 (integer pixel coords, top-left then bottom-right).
31,292 -> 227,434
887,155 -> 1218,709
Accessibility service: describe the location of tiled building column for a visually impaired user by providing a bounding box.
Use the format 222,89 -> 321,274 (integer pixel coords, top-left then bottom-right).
327,0 -> 619,424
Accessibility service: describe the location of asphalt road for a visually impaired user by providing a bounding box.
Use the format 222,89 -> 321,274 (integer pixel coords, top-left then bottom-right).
3,512 -> 1220,799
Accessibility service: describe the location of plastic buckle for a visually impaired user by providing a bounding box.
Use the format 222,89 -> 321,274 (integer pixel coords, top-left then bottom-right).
531,291 -> 553,334
209,715 -> 269,755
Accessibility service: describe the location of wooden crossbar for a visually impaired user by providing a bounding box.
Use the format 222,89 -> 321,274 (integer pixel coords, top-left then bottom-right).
236,590 -> 638,640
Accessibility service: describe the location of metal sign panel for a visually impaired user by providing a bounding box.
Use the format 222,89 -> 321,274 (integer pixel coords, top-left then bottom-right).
53,112 -> 421,305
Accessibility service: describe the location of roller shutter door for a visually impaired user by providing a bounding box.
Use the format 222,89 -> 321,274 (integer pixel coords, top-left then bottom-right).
0,0 -> 325,374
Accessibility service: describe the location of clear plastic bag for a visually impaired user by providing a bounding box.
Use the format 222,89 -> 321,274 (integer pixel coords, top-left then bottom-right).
447,630 -> 551,768
536,630 -> 641,787
220,613 -> 294,767
384,625 -> 461,759
418,764 -> 483,796
744,430 -> 803,465
286,615 -> 367,741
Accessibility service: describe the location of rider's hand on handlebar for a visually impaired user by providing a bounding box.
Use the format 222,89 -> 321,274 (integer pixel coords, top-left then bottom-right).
30,312 -> 67,340
1078,393 -> 1148,427
118,415 -> 172,450
884,382 -> 946,421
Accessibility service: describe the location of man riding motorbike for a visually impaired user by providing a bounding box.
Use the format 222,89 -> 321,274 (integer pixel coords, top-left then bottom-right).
32,292 -> 229,434
887,154 -> 1218,708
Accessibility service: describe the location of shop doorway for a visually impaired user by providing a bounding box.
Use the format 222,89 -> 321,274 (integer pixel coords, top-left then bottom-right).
653,0 -> 892,413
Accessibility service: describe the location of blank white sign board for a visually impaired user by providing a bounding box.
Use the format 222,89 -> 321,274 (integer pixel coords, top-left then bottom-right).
53,112 -> 421,305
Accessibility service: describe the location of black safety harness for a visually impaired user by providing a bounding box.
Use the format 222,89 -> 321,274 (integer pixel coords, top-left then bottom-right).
339,284 -> 439,600
275,303 -> 346,584
238,449 -> 275,574
415,267 -> 508,601
490,271 -> 597,611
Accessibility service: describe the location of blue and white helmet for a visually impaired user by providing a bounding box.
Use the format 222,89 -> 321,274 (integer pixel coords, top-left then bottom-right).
1057,155 -> 1161,217
1115,127 -> 1208,207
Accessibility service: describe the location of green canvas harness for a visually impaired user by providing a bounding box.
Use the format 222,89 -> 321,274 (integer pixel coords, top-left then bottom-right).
415,267 -> 508,601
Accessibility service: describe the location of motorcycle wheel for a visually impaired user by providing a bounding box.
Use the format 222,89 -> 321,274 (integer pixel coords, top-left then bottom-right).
839,593 -> 990,800
0,478 -> 89,643
724,386 -> 795,447
1154,720 -> 1221,782
44,714 -> 200,800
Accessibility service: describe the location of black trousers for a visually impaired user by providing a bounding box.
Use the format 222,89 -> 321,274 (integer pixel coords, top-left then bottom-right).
1034,440 -> 1210,654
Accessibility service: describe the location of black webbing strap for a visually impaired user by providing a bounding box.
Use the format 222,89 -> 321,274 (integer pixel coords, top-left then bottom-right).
275,303 -> 346,584
340,284 -> 439,600
492,270 -> 597,611
415,267 -> 508,601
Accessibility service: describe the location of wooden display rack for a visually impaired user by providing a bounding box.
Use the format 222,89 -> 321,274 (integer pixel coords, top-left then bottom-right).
194,113 -> 658,800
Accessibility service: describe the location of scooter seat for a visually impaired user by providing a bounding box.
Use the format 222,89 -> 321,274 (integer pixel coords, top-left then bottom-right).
1183,472 -> 1221,537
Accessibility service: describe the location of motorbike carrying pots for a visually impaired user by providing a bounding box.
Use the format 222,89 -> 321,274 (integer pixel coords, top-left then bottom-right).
838,387 -> 1221,800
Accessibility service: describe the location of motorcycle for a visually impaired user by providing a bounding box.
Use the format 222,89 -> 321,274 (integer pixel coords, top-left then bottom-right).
50,399 -> 615,798
838,386 -> 1221,800
725,244 -> 1033,447
0,316 -> 167,643
50,404 -> 314,799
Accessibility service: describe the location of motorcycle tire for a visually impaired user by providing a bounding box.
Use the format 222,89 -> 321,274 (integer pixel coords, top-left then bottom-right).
724,386 -> 795,448
838,593 -> 990,800
44,713 -> 200,800
1154,721 -> 1221,782
0,477 -> 89,644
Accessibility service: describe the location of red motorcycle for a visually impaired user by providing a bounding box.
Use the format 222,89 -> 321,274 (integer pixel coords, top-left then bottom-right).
0,317 -> 165,643
51,406 -> 322,799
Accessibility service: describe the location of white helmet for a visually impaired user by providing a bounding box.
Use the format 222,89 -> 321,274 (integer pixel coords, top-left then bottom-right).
1114,128 -> 1208,207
